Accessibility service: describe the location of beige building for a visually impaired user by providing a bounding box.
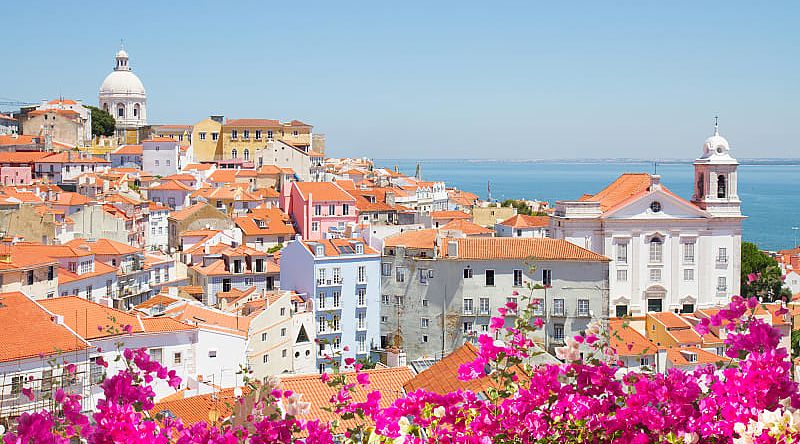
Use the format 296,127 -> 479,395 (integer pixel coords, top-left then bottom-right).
221,118 -> 314,160
471,202 -> 516,227
20,108 -> 89,148
253,140 -> 324,182
191,117 -> 223,162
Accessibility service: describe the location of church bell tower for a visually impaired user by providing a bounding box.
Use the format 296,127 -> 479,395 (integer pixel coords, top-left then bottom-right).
691,118 -> 741,216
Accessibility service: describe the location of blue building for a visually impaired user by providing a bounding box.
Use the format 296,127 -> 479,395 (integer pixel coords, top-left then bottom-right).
280,236 -> 381,373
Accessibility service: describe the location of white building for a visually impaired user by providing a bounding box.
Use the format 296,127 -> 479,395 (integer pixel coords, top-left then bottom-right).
551,123 -> 744,317
142,138 -> 180,177
99,46 -> 147,136
495,214 -> 550,238
146,202 -> 171,251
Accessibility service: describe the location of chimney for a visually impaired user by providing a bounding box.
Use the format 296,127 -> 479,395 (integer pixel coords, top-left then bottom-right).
204,244 -> 210,255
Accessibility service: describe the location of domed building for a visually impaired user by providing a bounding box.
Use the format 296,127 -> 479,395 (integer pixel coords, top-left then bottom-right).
99,46 -> 147,143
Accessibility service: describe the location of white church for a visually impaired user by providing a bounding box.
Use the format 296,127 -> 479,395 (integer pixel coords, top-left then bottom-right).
552,123 -> 744,317
99,45 -> 147,143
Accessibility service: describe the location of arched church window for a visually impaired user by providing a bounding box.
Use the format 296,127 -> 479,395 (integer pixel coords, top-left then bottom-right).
697,173 -> 704,197
649,237 -> 663,263
133,104 -> 140,118
243,149 -> 250,161
717,175 -> 726,198
117,105 -> 124,118
231,149 -> 238,159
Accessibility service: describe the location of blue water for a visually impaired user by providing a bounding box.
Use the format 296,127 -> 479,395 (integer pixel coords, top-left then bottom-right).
376,160 -> 800,252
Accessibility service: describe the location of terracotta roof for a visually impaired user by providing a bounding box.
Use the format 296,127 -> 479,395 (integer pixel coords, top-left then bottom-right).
224,119 -> 281,127
112,145 -> 143,155
234,208 -> 295,236
56,261 -> 118,285
667,347 -> 726,367
142,137 -> 178,143
0,292 -> 90,362
65,238 -> 141,256
49,191 -> 90,206
384,229 -> 438,250
498,214 -> 550,229
134,294 -> 180,310
439,219 -> 493,235
668,328 -> 702,345
161,173 -> 196,182
293,182 -> 355,202
150,179 -> 193,191
48,98 -> 78,105
151,387 -> 240,425
301,238 -> 378,257
162,302 -> 250,336
191,186 -> 260,202
430,210 -> 470,220
256,164 -> 282,175
0,151 -> 52,163
445,238 -> 609,261
208,170 -> 238,184
38,152 -> 109,164
609,319 -> 658,357
578,173 -> 652,212
0,135 -> 40,146
168,202 -> 208,221
184,163 -> 214,171
281,367 -> 413,433
649,312 -> 692,329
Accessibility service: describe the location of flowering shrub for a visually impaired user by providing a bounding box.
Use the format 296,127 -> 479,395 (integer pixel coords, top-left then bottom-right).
3,294 -> 799,443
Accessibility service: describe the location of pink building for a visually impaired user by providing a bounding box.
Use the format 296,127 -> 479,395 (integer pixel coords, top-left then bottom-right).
0,166 -> 32,185
286,182 -> 357,240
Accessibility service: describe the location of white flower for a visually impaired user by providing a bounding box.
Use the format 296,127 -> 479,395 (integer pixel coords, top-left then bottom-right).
682,432 -> 698,444
433,406 -> 445,418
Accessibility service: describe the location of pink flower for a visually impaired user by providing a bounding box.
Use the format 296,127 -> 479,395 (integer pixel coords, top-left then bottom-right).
21,387 -> 34,401
344,357 -> 355,366
122,324 -> 133,334
320,373 -> 330,383
505,301 -> 518,310
748,273 -> 758,283
356,373 -> 370,386
533,318 -> 544,328
490,317 -> 504,330
511,290 -> 519,296
343,346 -> 350,352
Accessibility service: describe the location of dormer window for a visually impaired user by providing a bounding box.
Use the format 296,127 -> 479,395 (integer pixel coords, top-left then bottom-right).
232,259 -> 243,274
355,243 -> 364,254
256,219 -> 266,228
315,245 -> 325,257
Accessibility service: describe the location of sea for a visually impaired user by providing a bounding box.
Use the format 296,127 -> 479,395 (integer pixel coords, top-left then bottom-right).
375,159 -> 800,252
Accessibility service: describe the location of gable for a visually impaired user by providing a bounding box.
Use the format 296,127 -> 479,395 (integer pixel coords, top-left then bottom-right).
603,188 -> 708,220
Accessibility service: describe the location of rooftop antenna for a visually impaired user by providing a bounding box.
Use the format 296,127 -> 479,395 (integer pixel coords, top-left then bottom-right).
653,161 -> 658,175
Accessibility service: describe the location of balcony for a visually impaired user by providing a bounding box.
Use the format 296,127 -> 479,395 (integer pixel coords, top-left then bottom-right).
316,279 -> 340,287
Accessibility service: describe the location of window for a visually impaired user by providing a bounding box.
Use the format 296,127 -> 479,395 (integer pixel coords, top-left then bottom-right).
329,204 -> 335,215
650,201 -> 662,212
380,315 -> 388,324
422,335 -> 429,343
463,298 -> 474,315
684,268 -> 695,281
280,307 -> 286,316
11,375 -> 23,396
382,263 -> 392,276
463,268 -> 473,279
357,266 -> 366,283
47,265 -> 55,280
422,299 -> 429,307
394,295 -> 404,306
647,298 -> 663,313
332,267 -> 341,284
313,205 -> 321,216
243,149 -> 250,161
318,292 -> 326,309
231,149 -> 237,159
513,269 -> 523,287
717,175 -> 726,198
552,299 -> 565,316
27,270 -> 34,285
149,348 -> 163,364
421,318 -> 429,328
577,299 -> 590,317
463,321 -> 474,334
357,312 -> 366,329
506,297 -> 518,314
617,269 -> 628,282
640,356 -> 651,366
717,247 -> 728,263
717,277 -> 727,292
382,294 -> 390,304
173,352 -> 182,365
616,243 -> 628,264
342,204 -> 349,215
532,298 -> 544,315
263,354 -> 269,364
357,288 -> 366,306
357,333 -> 367,353
311,222 -> 319,231
681,303 -> 695,314
479,297 -> 490,315
331,316 -> 340,331
212,132 -> 219,141
282,349 -> 288,358
553,324 -> 565,342
231,129 -> 238,139
649,268 -> 662,282
683,242 -> 695,264
199,132 -> 206,140
318,316 -> 327,333
649,237 -> 663,263
615,305 -> 628,317
419,268 -> 428,284
542,269 -> 552,287
262,332 -> 268,341
396,267 -> 405,282
485,269 -> 495,286
333,291 -> 341,308
255,130 -> 262,140
267,130 -> 273,139
281,328 -> 287,337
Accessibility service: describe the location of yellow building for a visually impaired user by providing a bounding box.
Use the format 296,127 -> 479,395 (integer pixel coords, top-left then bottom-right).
220,118 -> 313,161
190,117 -> 223,162
151,124 -> 193,145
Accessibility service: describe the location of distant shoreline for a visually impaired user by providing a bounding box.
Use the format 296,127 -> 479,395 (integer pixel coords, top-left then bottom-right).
374,158 -> 800,166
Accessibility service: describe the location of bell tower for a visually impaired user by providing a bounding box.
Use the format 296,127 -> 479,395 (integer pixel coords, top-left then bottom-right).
691,117 -> 741,216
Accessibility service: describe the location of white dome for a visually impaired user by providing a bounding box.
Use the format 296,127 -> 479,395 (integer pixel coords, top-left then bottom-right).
116,48 -> 129,59
702,133 -> 730,157
100,70 -> 145,96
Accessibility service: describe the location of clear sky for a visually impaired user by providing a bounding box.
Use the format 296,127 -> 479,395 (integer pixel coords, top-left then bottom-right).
2,1 -> 797,159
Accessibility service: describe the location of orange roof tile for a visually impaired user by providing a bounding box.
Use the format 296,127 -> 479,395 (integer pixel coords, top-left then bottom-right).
609,319 -> 658,356
667,347 -> 726,367
384,229 -> 438,250
498,214 -> 550,228
294,182 -> 355,202
39,296 -> 143,340
134,294 -> 180,310
234,208 -> 296,236
0,151 -> 52,163
0,135 -> 40,146
430,210 -> 470,220
0,292 -> 90,362
578,173 -> 652,211
439,219 -> 493,235
112,145 -> 143,155
208,170 -> 238,184
150,387 -> 241,425
445,238 -> 609,261
48,98 -> 78,105
184,163 -> 214,171
57,261 -> 118,284
668,328 -> 702,345
301,238 -> 378,257
150,179 -> 193,191
649,312 -> 691,329
66,238 -> 141,256
39,152 -> 109,164
142,137 -> 178,143
281,367 -> 413,433
162,302 -> 250,336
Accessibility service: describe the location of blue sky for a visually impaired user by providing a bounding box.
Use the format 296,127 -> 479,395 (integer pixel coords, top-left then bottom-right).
2,1 -> 797,159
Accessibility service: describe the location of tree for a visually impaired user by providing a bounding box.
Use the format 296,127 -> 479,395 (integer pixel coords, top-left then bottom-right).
88,105 -> 116,137
741,241 -> 786,302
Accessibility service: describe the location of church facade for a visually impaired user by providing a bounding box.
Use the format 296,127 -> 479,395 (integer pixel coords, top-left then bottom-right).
551,123 -> 744,317
99,46 -> 147,144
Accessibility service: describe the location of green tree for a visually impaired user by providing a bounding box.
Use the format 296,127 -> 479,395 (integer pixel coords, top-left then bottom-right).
792,330 -> 800,359
741,241 -> 786,302
500,199 -> 547,216
87,105 -> 116,137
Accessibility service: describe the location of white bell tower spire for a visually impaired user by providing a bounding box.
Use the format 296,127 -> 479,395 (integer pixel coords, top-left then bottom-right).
691,117 -> 741,216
